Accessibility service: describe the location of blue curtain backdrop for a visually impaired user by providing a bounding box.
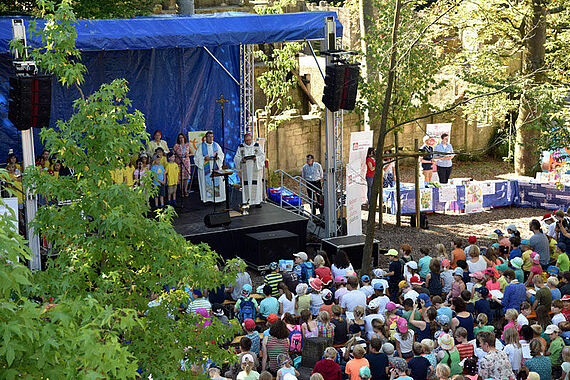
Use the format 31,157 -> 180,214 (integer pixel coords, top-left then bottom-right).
0,45 -> 240,163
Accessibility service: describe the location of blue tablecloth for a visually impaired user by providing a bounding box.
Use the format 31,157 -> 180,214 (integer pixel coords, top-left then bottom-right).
516,181 -> 570,210
383,180 -> 519,214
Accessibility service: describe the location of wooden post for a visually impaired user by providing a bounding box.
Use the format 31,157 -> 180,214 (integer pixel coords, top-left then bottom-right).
394,131 -> 402,227
414,138 -> 420,229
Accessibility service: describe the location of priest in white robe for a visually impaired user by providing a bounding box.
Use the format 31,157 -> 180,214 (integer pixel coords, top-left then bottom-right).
194,131 -> 226,203
234,133 -> 265,206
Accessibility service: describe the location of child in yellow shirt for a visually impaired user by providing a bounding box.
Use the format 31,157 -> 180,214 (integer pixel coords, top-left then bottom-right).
165,153 -> 180,207
124,162 -> 135,187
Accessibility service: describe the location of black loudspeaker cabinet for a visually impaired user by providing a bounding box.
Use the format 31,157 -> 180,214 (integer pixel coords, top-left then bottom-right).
242,230 -> 299,270
8,75 -> 52,131
204,211 -> 231,227
322,234 -> 379,270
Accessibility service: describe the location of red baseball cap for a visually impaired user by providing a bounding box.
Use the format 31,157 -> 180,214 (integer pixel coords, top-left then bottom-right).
468,236 -> 477,244
542,213 -> 553,221
243,318 -> 256,330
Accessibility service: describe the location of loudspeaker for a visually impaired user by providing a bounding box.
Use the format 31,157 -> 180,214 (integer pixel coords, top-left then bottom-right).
322,64 -> 345,112
340,64 -> 360,111
204,211 -> 231,227
8,75 -> 52,131
242,230 -> 299,269
322,235 -> 379,270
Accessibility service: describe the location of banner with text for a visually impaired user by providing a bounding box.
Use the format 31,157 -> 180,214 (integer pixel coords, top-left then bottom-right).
426,123 -> 452,144
346,131 -> 374,236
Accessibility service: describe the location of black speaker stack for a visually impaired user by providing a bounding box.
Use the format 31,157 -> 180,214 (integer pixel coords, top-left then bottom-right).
8,75 -> 52,131
322,63 -> 360,112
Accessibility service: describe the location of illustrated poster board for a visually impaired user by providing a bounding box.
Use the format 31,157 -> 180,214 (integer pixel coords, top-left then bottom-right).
346,131 -> 374,236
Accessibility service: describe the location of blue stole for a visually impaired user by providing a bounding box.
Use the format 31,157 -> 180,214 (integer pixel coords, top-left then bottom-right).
201,142 -> 219,176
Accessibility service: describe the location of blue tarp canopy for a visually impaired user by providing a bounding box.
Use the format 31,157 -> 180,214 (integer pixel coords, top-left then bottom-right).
0,12 -> 342,52
0,11 -> 342,163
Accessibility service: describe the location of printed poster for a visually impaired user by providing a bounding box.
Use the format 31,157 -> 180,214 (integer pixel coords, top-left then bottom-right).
465,182 -> 484,213
482,182 -> 495,195
420,188 -> 433,211
439,186 -> 457,203
346,131 -> 374,236
188,131 -> 208,154
426,123 -> 452,143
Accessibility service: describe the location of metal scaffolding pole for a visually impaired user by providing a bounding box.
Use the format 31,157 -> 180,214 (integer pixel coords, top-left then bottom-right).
239,43 -> 255,140
11,19 -> 41,270
323,16 -> 338,237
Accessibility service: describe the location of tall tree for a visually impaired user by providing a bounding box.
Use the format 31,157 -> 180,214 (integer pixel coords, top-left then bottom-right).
448,0 -> 570,175
355,0 -> 450,273
6,0 -> 240,376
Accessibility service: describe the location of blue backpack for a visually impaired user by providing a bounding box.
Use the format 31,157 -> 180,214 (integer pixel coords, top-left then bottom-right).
238,297 -> 256,322
303,262 -> 315,279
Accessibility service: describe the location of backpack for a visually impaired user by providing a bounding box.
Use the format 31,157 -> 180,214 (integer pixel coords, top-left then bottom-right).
238,297 -> 256,322
303,262 -> 315,280
288,328 -> 304,354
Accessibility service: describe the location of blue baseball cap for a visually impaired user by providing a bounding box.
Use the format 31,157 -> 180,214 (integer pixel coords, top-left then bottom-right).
521,239 -> 530,246
373,282 -> 385,290
418,293 -> 432,306
361,275 -> 370,282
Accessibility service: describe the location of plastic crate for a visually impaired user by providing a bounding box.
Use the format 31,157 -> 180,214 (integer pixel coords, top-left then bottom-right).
268,187 -> 301,207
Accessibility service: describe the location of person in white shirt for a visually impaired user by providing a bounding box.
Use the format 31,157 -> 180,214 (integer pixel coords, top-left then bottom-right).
360,275 -> 374,298
363,298 -> 385,340
552,299 -> 567,326
370,282 -> 390,314
302,154 -> 323,214
340,276 -> 367,313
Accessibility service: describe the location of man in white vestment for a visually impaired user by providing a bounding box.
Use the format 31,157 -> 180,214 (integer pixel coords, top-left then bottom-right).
234,133 -> 265,207
194,131 -> 226,203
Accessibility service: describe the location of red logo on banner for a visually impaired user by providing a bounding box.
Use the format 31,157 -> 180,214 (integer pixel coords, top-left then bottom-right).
352,142 -> 359,151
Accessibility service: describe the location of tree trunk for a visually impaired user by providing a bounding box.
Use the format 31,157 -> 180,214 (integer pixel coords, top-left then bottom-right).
359,0 -> 376,132
514,0 -> 546,176
394,130 -> 401,227
362,0 -> 403,275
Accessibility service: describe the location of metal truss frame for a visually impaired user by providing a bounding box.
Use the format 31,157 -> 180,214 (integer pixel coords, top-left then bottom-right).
239,43 -> 255,140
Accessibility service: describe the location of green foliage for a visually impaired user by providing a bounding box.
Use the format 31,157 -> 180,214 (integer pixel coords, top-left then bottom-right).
447,0 -> 570,154
353,0 -> 449,133
1,0 -> 156,18
0,171 -> 139,379
254,0 -> 304,132
10,0 -> 87,88
254,0 -> 297,14
254,42 -> 303,130
2,1 -> 242,377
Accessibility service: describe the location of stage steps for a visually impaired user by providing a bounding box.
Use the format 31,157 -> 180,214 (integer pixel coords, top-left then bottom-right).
270,169 -> 327,237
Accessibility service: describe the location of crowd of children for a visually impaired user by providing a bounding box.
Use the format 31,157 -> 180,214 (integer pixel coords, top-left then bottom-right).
202,215 -> 570,380
3,138 -> 189,211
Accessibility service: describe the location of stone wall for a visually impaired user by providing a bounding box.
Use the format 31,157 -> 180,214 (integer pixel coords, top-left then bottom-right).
262,111 -> 363,174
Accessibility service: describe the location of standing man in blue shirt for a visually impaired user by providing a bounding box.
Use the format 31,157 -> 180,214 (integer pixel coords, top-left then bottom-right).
302,154 -> 323,214
434,133 -> 455,184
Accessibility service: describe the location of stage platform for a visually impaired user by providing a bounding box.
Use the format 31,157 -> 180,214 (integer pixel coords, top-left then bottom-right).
172,192 -> 308,268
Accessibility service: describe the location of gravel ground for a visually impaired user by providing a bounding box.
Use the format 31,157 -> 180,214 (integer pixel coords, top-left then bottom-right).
254,158 -> 547,279
367,206 -> 545,268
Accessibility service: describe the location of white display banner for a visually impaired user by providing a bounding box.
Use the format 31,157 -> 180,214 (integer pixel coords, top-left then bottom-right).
439,186 -> 457,203
426,123 -> 452,143
346,131 -> 374,236
0,197 -> 19,232
465,182 -> 484,213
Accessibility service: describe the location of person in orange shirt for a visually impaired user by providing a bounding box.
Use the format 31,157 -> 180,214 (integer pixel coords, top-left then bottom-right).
344,342 -> 369,380
451,238 -> 465,269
